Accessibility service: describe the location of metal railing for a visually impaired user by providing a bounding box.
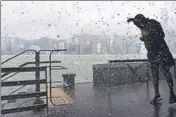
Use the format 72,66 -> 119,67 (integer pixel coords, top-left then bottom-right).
1,60 -> 62,81
1,66 -> 48,115
1,49 -> 68,116
1,50 -> 37,65
49,49 -> 69,106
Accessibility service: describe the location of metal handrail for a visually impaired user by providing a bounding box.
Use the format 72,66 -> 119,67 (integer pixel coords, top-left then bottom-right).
1,50 -> 37,65
1,49 -> 66,76
1,49 -> 69,108
1,60 -> 62,81
1,61 -> 32,79
109,59 -> 148,63
1,49 -> 70,116
1,66 -> 48,116
49,49 -> 69,106
39,49 -> 67,53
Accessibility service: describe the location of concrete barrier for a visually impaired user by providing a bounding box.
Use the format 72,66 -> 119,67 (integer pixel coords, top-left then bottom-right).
93,59 -> 176,87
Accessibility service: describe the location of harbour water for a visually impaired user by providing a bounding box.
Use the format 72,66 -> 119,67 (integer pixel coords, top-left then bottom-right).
1,54 -> 148,82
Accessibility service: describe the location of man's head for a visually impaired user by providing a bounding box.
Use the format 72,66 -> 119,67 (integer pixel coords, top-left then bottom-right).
134,14 -> 146,23
127,14 -> 148,29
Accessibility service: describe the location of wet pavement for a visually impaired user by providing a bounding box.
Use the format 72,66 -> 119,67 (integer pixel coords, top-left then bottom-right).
3,80 -> 176,117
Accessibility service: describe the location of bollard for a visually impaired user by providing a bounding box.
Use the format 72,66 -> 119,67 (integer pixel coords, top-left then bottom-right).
62,73 -> 76,89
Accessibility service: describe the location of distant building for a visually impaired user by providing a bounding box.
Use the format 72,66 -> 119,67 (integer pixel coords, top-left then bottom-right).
140,43 -> 147,54
97,43 -> 101,54
160,8 -> 169,26
73,34 -> 102,54
1,36 -> 25,55
29,45 -> 41,51
100,38 -> 110,54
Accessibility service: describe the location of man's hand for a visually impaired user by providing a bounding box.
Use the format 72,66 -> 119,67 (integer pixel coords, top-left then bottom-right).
141,30 -> 149,37
127,18 -> 134,23
140,36 -> 145,41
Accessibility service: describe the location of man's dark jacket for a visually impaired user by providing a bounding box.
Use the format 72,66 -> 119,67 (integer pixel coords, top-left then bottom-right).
134,18 -> 175,67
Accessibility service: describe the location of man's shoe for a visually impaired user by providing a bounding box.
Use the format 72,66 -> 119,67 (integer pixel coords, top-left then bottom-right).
150,94 -> 162,105
169,94 -> 176,104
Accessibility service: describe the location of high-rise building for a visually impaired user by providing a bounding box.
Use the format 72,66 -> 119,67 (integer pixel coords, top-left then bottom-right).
160,8 -> 169,26
140,43 -> 147,54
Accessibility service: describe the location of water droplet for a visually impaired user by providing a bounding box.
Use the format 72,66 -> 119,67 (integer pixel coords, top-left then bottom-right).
108,113 -> 111,116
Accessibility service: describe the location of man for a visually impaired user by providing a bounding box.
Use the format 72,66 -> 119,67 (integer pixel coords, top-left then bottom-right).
127,14 -> 176,104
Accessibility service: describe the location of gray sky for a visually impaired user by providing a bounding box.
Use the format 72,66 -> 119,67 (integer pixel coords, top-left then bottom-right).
1,1 -> 176,40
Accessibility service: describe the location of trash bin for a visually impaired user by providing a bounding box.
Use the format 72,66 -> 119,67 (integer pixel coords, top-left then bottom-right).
62,73 -> 76,89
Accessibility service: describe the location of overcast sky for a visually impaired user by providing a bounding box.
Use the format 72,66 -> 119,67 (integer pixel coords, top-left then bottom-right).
1,1 -> 176,40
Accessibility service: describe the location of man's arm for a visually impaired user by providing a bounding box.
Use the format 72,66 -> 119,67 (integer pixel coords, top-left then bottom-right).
127,18 -> 134,23
127,18 -> 149,41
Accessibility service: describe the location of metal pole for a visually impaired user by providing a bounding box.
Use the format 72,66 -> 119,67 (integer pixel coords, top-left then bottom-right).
174,59 -> 176,80
35,51 -> 40,93
33,51 -> 44,105
174,60 -> 176,93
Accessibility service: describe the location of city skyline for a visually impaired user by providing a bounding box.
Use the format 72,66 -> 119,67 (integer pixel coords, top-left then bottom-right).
1,32 -> 142,55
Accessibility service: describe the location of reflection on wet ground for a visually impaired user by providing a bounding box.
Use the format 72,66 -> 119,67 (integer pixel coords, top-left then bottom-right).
3,80 -> 176,117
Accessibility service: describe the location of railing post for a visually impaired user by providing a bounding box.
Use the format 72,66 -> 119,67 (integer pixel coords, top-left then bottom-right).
35,51 -> 40,93
174,62 -> 176,93
34,51 -> 44,105
174,61 -> 176,80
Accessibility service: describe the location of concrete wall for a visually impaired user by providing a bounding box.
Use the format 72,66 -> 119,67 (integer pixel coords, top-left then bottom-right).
93,59 -> 176,87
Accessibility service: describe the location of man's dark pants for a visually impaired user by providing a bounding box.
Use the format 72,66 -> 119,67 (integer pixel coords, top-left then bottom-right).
148,52 -> 175,96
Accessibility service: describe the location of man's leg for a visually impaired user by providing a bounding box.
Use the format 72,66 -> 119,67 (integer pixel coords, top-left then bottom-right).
161,65 -> 176,104
150,62 -> 162,104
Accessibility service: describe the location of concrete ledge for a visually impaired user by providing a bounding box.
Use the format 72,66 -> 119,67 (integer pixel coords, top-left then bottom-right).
93,62 -> 149,87
93,59 -> 176,87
